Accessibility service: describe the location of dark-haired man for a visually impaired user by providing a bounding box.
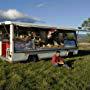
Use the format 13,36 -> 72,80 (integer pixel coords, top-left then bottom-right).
51,51 -> 70,68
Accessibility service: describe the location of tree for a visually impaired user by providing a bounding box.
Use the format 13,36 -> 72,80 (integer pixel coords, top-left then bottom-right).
82,18 -> 90,30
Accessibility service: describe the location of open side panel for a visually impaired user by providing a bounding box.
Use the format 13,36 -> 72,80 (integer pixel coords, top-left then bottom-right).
13,26 -> 77,53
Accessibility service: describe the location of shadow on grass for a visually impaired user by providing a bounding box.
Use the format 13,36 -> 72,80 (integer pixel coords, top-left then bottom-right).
64,50 -> 90,68
65,59 -> 76,68
18,50 -> 90,64
78,50 -> 90,56
68,50 -> 90,59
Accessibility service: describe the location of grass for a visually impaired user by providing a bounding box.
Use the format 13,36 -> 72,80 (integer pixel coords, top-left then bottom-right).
79,43 -> 90,50
0,48 -> 90,90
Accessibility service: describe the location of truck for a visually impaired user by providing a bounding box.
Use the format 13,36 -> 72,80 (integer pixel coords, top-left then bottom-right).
0,21 -> 78,62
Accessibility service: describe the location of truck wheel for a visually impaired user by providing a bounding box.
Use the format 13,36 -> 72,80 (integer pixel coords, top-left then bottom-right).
33,54 -> 39,62
68,52 -> 73,57
27,54 -> 39,62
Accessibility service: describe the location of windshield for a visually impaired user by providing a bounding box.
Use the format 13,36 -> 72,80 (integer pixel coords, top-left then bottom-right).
63,32 -> 77,48
0,25 -> 10,41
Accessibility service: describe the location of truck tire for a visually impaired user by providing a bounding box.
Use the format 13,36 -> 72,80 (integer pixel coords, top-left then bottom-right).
68,52 -> 73,57
27,54 -> 39,62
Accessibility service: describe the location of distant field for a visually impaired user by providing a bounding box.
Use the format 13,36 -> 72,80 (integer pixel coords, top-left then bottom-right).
0,45 -> 90,90
79,43 -> 90,50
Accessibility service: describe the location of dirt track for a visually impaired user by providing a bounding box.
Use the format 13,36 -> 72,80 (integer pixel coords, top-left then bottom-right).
79,43 -> 90,45
79,43 -> 90,50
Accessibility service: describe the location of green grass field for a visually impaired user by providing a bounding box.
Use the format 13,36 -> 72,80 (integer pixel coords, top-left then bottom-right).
0,50 -> 90,90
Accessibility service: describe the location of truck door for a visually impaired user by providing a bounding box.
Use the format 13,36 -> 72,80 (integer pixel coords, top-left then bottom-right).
2,41 -> 10,57
2,33 -> 10,57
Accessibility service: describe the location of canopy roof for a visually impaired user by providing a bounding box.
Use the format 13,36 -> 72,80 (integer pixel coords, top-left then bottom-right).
0,21 -> 84,31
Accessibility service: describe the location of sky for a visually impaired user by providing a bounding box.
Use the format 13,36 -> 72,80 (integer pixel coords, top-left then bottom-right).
0,0 -> 90,28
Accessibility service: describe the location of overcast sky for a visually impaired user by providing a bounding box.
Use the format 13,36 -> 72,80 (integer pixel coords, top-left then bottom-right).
0,0 -> 90,28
